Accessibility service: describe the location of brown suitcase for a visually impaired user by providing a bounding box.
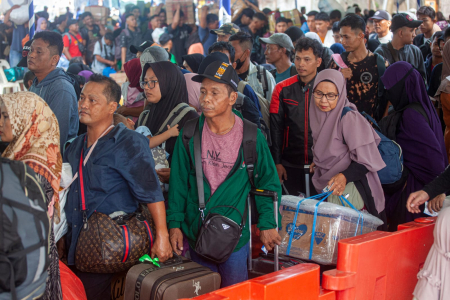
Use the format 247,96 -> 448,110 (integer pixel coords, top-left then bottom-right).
123,255 -> 221,300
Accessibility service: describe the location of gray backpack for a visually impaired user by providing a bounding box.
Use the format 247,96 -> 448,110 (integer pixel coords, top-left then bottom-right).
0,158 -> 49,300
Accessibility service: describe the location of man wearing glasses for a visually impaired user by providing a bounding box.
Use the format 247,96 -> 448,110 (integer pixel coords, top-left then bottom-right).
269,37 -> 322,196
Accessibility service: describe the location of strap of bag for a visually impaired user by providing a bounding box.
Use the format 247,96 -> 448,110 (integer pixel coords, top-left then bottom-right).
193,122 -> 206,218
182,117 -> 199,162
62,125 -> 114,192
374,53 -> 386,98
69,32 -> 82,45
242,119 -> 258,188
234,92 -> 245,112
387,42 -> 400,63
156,103 -> 195,135
256,65 -> 268,96
237,80 -> 246,94
137,110 -> 150,127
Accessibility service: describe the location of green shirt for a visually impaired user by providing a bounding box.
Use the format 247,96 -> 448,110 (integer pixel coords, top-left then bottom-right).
167,111 -> 282,252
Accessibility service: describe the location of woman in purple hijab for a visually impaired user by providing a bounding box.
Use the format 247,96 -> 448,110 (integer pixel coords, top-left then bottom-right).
381,62 -> 448,230
310,69 -> 386,221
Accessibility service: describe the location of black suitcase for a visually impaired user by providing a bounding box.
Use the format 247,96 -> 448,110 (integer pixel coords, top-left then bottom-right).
123,254 -> 221,300
247,189 -> 306,279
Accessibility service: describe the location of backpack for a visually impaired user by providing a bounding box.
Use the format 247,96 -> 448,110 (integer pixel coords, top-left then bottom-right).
136,103 -> 196,131
0,158 -> 49,300
234,92 -> 270,142
182,117 -> 261,224
238,80 -> 270,128
255,64 -> 269,99
341,107 -> 403,185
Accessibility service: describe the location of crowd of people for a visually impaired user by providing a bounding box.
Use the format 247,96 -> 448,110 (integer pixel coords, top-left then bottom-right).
1,2 -> 450,300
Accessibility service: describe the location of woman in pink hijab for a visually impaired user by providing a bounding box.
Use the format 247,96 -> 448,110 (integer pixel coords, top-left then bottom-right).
309,69 -> 386,222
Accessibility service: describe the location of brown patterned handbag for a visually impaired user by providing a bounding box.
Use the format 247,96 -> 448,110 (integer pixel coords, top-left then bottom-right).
75,209 -> 155,273
72,128 -> 155,273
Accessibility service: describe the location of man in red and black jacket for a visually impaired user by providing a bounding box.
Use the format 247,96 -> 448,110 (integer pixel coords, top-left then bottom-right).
270,38 -> 323,195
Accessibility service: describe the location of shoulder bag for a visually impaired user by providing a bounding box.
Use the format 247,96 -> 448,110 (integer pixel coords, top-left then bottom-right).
68,126 -> 155,273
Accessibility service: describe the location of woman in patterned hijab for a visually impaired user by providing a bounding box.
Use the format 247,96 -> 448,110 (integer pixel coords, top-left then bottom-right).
0,91 -> 63,300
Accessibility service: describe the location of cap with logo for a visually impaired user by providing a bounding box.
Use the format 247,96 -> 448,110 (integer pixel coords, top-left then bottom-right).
17,39 -> 32,68
192,61 -> 239,91
210,23 -> 240,36
260,33 -> 294,52
130,40 -> 153,54
390,13 -> 423,32
370,10 -> 392,21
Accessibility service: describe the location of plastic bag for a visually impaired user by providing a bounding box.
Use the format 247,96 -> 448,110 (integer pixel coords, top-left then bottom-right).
279,193 -> 383,265
10,5 -> 29,25
4,67 -> 24,82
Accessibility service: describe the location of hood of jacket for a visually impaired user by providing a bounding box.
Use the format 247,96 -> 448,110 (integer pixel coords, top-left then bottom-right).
33,68 -> 75,88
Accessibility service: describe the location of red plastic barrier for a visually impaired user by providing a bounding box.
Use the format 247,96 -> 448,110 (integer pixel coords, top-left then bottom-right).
181,263 -> 321,300
188,219 -> 435,300
322,218 -> 435,300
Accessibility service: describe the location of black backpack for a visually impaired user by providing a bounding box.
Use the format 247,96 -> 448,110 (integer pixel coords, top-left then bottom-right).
182,117 -> 261,224
0,158 -> 49,300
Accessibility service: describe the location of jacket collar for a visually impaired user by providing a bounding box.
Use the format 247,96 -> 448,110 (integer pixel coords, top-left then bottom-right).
248,61 -> 258,75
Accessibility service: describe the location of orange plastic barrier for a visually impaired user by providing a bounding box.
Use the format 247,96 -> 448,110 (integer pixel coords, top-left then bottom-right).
322,218 -> 435,300
181,263 -> 322,300
187,218 -> 435,300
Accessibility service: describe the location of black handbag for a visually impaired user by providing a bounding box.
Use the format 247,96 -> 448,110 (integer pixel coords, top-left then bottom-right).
193,123 -> 248,264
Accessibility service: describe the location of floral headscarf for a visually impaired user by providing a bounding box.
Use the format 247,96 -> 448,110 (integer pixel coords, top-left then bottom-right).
1,92 -> 62,223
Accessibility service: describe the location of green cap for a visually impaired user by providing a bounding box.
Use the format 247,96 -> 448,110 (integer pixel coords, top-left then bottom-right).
210,23 -> 240,36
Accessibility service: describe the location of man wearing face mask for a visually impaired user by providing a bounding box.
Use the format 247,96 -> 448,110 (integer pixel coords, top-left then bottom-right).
229,32 -> 276,109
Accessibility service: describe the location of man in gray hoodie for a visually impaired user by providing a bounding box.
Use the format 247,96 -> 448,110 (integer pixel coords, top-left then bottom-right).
28,31 -> 79,149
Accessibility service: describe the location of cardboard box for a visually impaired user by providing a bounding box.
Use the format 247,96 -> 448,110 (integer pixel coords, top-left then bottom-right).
85,6 -> 111,25
166,0 -> 195,25
279,197 -> 383,265
282,9 -> 302,27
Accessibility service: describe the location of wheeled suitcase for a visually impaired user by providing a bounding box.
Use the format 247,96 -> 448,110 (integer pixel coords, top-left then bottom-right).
123,254 -> 221,300
249,253 -> 305,278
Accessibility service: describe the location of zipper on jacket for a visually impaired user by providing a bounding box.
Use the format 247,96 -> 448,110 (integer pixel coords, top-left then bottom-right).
304,89 -> 309,165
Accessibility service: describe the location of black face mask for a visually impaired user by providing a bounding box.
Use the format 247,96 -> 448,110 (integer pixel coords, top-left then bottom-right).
234,52 -> 247,70
385,67 -> 414,111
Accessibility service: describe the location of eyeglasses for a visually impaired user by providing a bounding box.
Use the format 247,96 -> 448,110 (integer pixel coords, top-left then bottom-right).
314,90 -> 339,101
140,80 -> 158,89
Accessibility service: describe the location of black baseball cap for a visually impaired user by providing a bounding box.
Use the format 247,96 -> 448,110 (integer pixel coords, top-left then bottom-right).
67,19 -> 78,27
192,61 -> 239,91
370,10 -> 391,21
17,39 -> 32,68
130,40 -> 152,54
390,13 -> 423,32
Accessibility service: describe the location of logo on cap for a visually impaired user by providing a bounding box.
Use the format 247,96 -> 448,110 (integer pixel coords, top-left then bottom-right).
214,62 -> 229,80
406,15 -> 413,21
375,11 -> 380,15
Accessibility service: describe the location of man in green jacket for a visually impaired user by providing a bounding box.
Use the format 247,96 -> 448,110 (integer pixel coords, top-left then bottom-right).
167,61 -> 282,287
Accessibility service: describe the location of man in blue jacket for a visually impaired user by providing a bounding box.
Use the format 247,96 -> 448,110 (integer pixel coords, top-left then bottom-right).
28,31 -> 79,149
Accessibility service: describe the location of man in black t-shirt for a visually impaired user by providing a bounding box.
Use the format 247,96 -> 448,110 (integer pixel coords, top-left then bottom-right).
80,12 -> 106,65
167,4 -> 192,66
328,14 -> 389,119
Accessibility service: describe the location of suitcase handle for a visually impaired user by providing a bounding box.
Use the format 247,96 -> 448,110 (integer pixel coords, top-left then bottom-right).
157,252 -> 184,267
248,189 -> 279,272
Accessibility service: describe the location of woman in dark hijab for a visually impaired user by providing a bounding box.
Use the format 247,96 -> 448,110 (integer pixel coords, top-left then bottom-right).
182,54 -> 204,73
141,61 -> 198,159
381,62 -> 448,229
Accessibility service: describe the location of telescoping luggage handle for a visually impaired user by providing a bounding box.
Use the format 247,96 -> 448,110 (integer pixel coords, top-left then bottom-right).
247,189 -> 279,272
286,192 -> 365,260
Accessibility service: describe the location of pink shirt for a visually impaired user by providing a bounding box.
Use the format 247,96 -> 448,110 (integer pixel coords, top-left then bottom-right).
202,115 -> 244,194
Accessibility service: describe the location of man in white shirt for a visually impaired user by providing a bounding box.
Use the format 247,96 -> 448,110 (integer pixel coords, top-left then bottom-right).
315,12 -> 334,48
370,10 -> 393,44
91,32 -> 116,74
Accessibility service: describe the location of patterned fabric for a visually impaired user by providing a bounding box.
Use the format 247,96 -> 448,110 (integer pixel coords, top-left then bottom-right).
1,91 -> 62,223
38,176 -> 63,300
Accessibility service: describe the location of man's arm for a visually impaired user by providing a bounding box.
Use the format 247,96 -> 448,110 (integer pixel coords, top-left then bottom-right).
269,83 -> 287,183
121,48 -> 127,70
199,6 -> 208,29
147,201 -> 172,261
4,5 -> 20,27
265,70 -> 276,103
171,4 -> 181,30
95,55 -> 114,66
116,104 -> 144,117
63,47 -> 72,60
96,22 -> 106,37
